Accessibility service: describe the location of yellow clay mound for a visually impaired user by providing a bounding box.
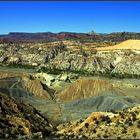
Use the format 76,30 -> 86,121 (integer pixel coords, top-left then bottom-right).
97,40 -> 140,51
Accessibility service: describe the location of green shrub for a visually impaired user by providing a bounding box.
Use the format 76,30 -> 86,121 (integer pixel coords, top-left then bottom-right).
38,67 -> 63,75
7,63 -> 35,69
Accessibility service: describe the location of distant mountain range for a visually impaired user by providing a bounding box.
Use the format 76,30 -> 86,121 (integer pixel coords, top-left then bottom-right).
0,32 -> 140,43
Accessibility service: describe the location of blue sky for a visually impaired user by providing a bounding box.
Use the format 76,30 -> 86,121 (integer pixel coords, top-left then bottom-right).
0,2 -> 140,34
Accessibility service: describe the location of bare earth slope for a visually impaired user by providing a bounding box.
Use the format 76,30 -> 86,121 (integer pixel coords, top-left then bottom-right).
54,106 -> 140,139
97,40 -> 140,50
56,79 -> 113,101
0,70 -> 54,99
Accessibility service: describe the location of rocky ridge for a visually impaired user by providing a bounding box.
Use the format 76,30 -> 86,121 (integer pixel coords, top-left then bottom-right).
0,93 -> 53,139
0,31 -> 140,43
0,39 -> 140,77
54,106 -> 140,139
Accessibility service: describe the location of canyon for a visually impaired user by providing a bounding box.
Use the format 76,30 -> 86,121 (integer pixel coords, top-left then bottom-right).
0,32 -> 140,139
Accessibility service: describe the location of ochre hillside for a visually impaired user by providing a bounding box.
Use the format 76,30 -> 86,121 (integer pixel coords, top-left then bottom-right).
97,40 -> 140,51
55,106 -> 140,139
0,71 -> 54,99
56,79 -> 113,101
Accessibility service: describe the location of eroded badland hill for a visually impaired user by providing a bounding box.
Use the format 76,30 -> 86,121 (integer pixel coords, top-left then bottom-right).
0,32 -> 140,139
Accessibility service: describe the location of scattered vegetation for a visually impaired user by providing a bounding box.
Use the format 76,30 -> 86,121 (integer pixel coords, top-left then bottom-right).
1,61 -> 140,79
54,106 -> 140,139
6,62 -> 35,70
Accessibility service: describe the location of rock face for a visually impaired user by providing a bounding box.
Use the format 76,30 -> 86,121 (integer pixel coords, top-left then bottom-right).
45,41 -> 140,77
0,41 -> 65,67
0,93 -> 53,139
0,39 -> 140,77
112,54 -> 140,75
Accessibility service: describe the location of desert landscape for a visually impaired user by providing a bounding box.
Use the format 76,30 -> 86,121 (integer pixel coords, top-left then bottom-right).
0,32 -> 140,139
